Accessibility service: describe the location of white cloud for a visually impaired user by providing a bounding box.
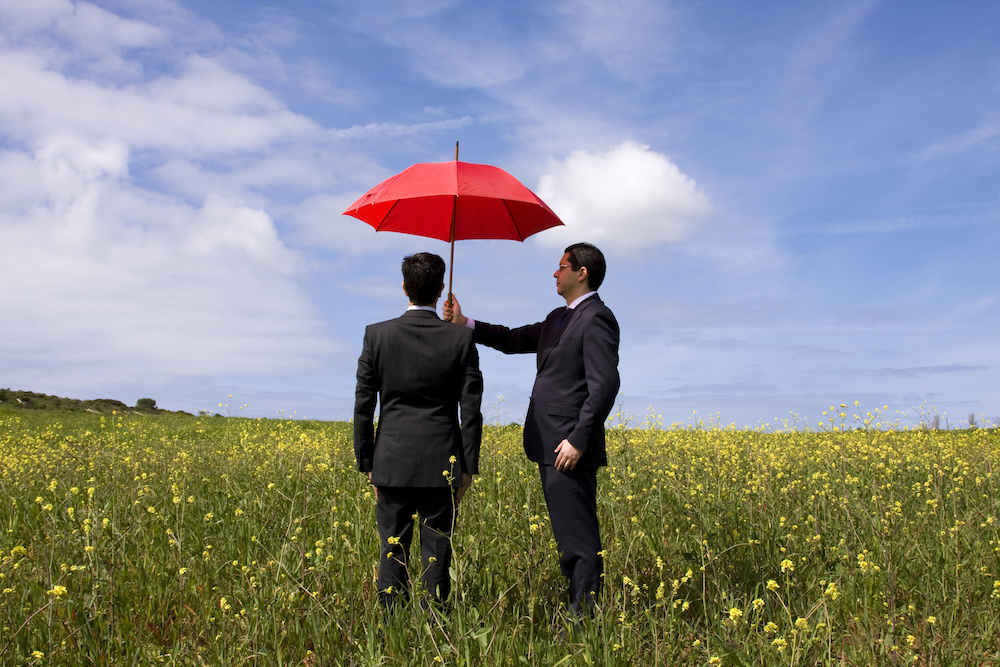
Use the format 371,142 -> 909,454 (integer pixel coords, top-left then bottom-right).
325,117 -> 474,141
291,193 -> 388,252
185,194 -> 298,271
0,0 -> 167,79
58,2 -> 166,51
0,50 -> 318,154
0,0 -> 73,34
535,141 -> 713,253
0,2 -> 349,396
0,133 -> 336,387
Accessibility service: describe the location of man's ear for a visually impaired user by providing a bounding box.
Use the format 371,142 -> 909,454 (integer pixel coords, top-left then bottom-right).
402,281 -> 408,297
436,283 -> 445,298
578,266 -> 590,287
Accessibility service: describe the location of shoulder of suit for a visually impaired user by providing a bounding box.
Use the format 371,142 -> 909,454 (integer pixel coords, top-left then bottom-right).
580,297 -> 618,327
369,316 -> 403,328
365,314 -> 416,335
577,294 -> 613,312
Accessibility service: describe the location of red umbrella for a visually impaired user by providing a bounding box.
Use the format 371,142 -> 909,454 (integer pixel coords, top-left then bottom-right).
342,144 -> 564,299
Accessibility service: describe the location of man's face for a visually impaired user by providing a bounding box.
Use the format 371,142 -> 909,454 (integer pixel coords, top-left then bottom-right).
554,252 -> 581,297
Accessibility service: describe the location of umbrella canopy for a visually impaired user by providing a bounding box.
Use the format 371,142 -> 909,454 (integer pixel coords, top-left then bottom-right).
342,160 -> 564,243
342,152 -> 564,298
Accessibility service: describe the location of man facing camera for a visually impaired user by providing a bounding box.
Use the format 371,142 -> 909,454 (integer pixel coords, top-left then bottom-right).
444,242 -> 620,616
354,252 -> 484,608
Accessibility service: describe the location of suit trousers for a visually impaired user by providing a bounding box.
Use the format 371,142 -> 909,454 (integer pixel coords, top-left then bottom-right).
376,487 -> 456,607
538,464 -> 603,615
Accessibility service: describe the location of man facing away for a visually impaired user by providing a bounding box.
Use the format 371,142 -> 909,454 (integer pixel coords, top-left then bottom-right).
444,242 -> 620,616
354,252 -> 484,608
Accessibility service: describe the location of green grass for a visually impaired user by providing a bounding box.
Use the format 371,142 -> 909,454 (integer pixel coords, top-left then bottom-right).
1,405 -> 998,665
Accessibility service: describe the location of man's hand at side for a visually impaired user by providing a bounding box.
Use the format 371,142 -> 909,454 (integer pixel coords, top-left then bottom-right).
554,439 -> 582,472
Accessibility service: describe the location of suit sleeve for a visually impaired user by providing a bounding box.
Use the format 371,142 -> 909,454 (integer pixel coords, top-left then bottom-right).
353,328 -> 378,473
473,320 -> 543,354
567,308 -> 620,451
460,341 -> 484,474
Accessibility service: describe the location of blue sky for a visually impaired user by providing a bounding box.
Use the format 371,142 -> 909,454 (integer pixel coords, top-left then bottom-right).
2,0 -> 998,428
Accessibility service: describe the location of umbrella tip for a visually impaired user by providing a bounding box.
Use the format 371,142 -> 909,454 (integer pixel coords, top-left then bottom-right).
455,141 -> 459,161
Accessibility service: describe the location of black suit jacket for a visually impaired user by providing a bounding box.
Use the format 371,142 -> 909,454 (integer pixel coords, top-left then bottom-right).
473,294 -> 620,467
354,309 -> 484,487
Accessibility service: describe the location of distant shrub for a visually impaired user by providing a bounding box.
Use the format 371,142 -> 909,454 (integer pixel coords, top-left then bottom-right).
136,398 -> 157,411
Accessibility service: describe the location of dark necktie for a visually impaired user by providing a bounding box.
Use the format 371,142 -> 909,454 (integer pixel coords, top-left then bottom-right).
551,307 -> 571,337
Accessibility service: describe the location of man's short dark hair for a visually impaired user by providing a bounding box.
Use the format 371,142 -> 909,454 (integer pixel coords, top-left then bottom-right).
565,243 -> 606,290
402,252 -> 446,305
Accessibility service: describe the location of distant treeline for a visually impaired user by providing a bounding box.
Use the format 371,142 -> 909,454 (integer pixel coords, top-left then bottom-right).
0,389 -> 171,415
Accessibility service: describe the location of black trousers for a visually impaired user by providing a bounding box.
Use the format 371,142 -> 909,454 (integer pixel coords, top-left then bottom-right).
538,464 -> 603,615
376,486 -> 456,607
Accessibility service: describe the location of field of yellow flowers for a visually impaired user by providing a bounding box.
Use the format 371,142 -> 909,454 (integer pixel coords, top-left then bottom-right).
1,404 -> 998,665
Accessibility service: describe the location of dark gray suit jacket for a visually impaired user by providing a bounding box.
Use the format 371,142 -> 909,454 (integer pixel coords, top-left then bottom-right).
473,294 -> 620,468
354,309 -> 484,487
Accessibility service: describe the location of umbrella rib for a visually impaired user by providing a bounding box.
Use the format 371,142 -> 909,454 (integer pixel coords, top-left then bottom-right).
374,199 -> 402,232
500,199 -> 524,241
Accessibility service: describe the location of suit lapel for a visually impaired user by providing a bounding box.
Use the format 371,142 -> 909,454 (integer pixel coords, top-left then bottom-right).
537,296 -> 599,369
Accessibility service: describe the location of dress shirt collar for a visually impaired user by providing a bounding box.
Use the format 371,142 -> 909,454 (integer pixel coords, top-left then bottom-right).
566,291 -> 598,310
407,305 -> 438,314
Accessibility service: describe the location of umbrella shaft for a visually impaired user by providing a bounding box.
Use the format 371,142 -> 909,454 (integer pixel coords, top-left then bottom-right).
448,195 -> 456,301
